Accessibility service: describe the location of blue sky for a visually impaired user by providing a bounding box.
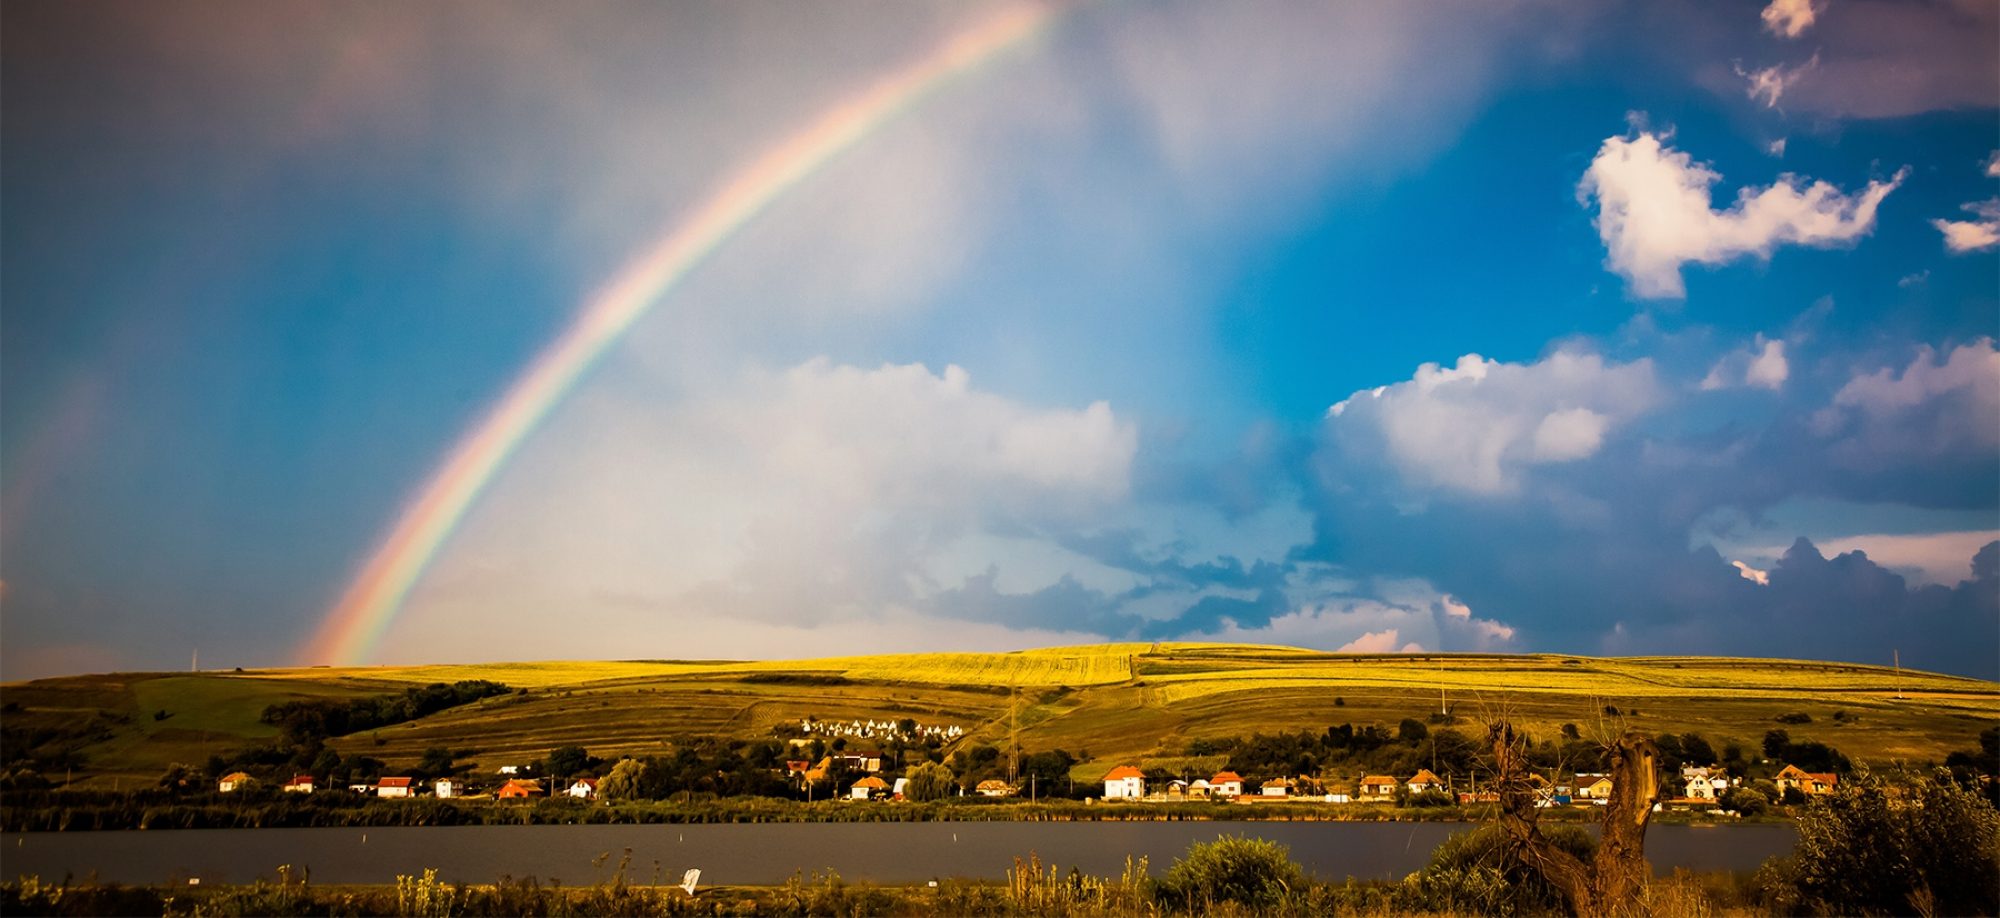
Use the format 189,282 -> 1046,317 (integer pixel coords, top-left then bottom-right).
4,0 -> 1996,679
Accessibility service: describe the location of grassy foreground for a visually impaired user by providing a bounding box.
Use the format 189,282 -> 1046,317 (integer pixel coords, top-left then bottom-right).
5,642 -> 1995,789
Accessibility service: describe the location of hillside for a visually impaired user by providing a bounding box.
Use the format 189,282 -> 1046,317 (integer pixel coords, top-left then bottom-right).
5,643 -> 1996,789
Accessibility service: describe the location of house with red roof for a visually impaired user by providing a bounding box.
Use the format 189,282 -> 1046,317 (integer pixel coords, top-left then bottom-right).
1358,775 -> 1399,800
1774,764 -> 1837,797
282,775 -> 314,794
1210,771 -> 1245,797
1103,765 -> 1146,799
376,776 -> 415,798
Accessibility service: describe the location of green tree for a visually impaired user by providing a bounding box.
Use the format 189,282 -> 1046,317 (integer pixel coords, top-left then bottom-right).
1765,768 -> 1999,916
418,746 -> 454,778
1155,835 -> 1306,911
598,759 -> 648,801
905,761 -> 955,801
1398,718 -> 1429,743
547,745 -> 590,779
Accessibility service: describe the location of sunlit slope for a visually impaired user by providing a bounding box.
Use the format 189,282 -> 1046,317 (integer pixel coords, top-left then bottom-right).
8,643 -> 1995,788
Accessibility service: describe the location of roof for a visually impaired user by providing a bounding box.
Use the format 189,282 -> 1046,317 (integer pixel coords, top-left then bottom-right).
1103,765 -> 1146,781
1262,778 -> 1293,788
1360,774 -> 1398,786
852,776 -> 889,789
221,772 -> 253,782
1807,772 -> 1838,784
572,778 -> 599,788
503,778 -> 543,791
1775,764 -> 1812,778
1409,769 -> 1443,785
1211,771 -> 1244,783
378,777 -> 413,788
976,779 -> 1012,790
286,775 -> 313,785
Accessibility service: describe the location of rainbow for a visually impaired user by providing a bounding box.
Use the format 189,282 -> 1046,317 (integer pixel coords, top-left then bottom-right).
300,3 -> 1061,665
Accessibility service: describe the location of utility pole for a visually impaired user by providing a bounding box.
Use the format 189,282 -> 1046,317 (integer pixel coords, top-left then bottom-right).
1894,649 -> 1904,700
1438,656 -> 1447,717
1009,685 -> 1020,785
192,648 -> 199,673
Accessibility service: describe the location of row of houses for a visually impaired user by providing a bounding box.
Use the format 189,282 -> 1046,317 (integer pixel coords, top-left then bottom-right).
1096,762 -> 1837,804
218,772 -> 603,800
796,718 -> 964,743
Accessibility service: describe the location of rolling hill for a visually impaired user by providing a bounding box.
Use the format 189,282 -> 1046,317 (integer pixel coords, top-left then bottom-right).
5,643 -> 1995,789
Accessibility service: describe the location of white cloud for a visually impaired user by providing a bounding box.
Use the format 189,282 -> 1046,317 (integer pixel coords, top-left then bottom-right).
1767,138 -> 1788,158
1738,56 -> 1817,108
1181,583 -> 1514,654
1702,335 -> 1790,391
1731,560 -> 1771,586
1327,350 -> 1660,495
1932,199 -> 2000,254
1815,339 -> 2000,467
1578,128 -> 1905,298
1761,0 -> 1819,38
1987,150 -> 2000,179
399,358 -> 1138,649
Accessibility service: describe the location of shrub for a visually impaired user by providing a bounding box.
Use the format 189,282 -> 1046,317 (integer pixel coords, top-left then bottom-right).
904,762 -> 955,802
1775,712 -> 1812,725
1763,768 -> 1999,916
1154,835 -> 1306,911
1400,823 -> 1597,916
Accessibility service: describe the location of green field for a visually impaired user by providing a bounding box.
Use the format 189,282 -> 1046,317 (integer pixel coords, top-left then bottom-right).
5,643 -> 1995,788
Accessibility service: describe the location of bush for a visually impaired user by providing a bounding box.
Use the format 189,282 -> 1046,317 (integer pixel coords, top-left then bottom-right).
1762,768 -> 1999,916
1155,835 -> 1307,911
1400,823 -> 1597,916
904,762 -> 955,802
1720,785 -> 1769,817
1775,712 -> 1812,725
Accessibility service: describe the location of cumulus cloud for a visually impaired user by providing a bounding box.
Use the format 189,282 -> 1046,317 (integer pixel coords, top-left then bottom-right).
1987,150 -> 2000,179
1172,583 -> 1517,654
1702,336 -> 1789,391
1326,350 -> 1660,495
1578,128 -> 1905,298
395,358 -> 1138,655
1737,56 -> 1817,108
1817,339 -> 2000,465
1932,199 -> 2000,254
1761,0 -> 1819,38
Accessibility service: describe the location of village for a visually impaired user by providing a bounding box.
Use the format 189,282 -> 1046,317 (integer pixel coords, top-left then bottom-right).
206,707 -> 1846,817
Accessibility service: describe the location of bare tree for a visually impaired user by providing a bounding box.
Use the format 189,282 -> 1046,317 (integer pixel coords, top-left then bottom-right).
1488,720 -> 1662,917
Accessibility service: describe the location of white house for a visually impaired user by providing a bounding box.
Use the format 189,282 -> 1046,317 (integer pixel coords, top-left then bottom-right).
1260,778 -> 1294,797
565,778 -> 598,799
1102,765 -> 1146,799
218,772 -> 254,793
376,777 -> 414,798
1210,771 -> 1245,797
282,775 -> 314,794
1407,769 -> 1445,794
434,778 -> 463,799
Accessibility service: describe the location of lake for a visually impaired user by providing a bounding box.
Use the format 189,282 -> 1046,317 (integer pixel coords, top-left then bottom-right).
2,822 -> 1797,887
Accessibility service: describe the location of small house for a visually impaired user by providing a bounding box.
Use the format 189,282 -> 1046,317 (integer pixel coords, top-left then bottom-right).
1684,774 -> 1719,799
1165,779 -> 1189,797
218,772 -> 254,794
1210,771 -> 1245,798
1358,775 -> 1399,800
1407,769 -> 1445,794
1774,765 -> 1836,796
1576,773 -> 1614,801
850,775 -> 889,800
976,779 -> 1015,797
1103,765 -> 1147,799
376,776 -> 415,798
282,775 -> 314,794
1187,778 -> 1213,798
434,778 -> 464,799
1260,777 -> 1294,797
565,778 -> 598,799
498,778 -> 544,799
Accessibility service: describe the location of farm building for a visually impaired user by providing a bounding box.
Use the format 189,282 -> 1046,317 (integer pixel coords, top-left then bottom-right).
1407,769 -> 1445,794
376,777 -> 415,798
976,779 -> 1014,797
1102,765 -> 1146,799
1358,775 -> 1398,799
282,775 -> 314,793
1210,771 -> 1245,797
850,776 -> 889,800
218,772 -> 254,793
